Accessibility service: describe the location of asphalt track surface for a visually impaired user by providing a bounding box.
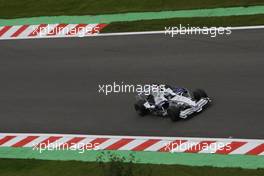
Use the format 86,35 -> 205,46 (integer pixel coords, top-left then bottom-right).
0,29 -> 263,139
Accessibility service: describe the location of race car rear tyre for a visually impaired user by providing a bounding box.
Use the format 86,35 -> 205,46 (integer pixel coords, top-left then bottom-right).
193,89 -> 208,101
167,106 -> 181,122
134,99 -> 149,116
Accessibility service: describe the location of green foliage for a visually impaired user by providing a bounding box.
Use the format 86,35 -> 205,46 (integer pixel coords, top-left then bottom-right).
96,151 -> 142,176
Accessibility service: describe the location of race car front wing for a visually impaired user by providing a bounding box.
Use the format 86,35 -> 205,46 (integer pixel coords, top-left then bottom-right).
179,98 -> 211,118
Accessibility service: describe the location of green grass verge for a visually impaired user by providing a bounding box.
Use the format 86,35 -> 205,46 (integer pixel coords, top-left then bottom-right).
0,0 -> 264,19
1,147 -> 264,169
0,158 -> 264,176
102,14 -> 264,33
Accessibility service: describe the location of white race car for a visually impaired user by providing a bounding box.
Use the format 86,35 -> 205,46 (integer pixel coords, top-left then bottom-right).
134,85 -> 211,121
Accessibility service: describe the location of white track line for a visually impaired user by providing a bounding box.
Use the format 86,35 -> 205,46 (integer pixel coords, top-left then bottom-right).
94,25 -> 264,37
0,25 -> 263,40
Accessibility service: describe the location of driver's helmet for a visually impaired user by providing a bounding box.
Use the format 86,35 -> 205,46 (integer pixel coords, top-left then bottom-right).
174,87 -> 188,95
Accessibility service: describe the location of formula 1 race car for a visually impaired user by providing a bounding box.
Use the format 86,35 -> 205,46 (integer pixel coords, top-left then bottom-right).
134,85 -> 211,121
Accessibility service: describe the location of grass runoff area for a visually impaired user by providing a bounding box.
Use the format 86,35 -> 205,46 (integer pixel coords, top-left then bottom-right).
102,14 -> 264,33
0,158 -> 264,176
1,1 -> 264,33
0,0 -> 264,19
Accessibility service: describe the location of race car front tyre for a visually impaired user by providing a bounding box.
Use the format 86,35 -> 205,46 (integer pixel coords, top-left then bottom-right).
193,89 -> 208,101
167,106 -> 181,122
134,100 -> 149,116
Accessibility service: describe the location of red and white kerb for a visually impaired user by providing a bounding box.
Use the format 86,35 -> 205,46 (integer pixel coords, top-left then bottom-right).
0,24 -> 108,40
0,133 -> 263,155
